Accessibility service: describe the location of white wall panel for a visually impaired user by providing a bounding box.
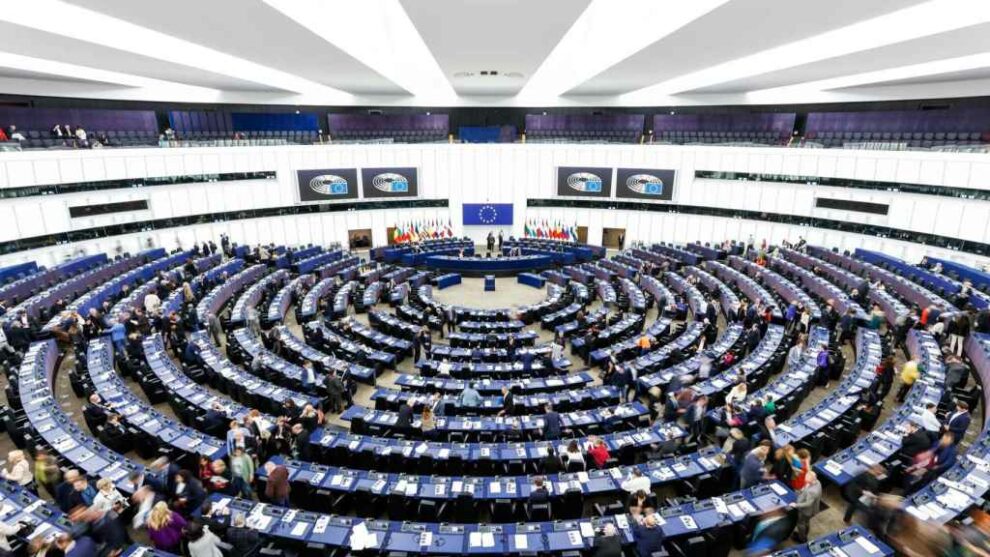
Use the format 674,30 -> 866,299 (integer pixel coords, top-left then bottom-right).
1,144 -> 990,269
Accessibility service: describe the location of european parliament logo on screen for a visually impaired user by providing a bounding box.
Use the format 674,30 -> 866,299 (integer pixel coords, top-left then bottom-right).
462,203 -> 513,225
616,168 -> 675,201
296,168 -> 359,202
361,167 -> 419,198
556,166 -> 612,197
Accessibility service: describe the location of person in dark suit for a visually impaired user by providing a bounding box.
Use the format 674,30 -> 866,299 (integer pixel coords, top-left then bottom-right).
841,465 -> 883,523
226,513 -> 262,557
542,404 -> 562,439
591,523 -> 623,557
201,402 -> 226,434
632,513 -> 665,557
527,476 -> 549,506
171,470 -> 206,515
498,386 -> 514,417
395,399 -> 415,429
945,401 -> 971,444
83,393 -> 109,431
900,421 -> 932,459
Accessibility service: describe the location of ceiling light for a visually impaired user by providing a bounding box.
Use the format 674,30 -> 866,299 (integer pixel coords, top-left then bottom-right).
747,51 -> 990,102
0,50 -> 221,100
0,0 -> 352,100
518,0 -> 729,102
622,0 -> 990,101
263,0 -> 456,102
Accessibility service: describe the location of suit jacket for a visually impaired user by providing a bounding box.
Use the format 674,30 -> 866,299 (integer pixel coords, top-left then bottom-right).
591,534 -> 623,557
543,412 -> 562,438
795,482 -> 822,518
395,405 -> 414,429
948,411 -> 971,440
527,487 -> 549,506
901,430 -> 932,458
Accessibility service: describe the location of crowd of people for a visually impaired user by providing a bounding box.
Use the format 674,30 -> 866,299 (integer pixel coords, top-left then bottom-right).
5,232 -> 990,556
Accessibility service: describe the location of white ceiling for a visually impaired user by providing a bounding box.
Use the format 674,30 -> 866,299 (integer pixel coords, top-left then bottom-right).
0,0 -> 987,107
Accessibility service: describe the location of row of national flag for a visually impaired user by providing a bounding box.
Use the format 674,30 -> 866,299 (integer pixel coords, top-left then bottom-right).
524,219 -> 578,241
391,219 -> 454,244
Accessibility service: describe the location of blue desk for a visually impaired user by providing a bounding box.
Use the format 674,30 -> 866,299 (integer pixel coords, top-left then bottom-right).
425,255 -> 553,274
273,325 -> 375,384
436,273 -> 461,289
394,371 -> 595,395
262,445 -> 726,508
308,422 -> 687,469
370,384 -> 621,415
484,275 -> 495,291
86,337 -> 227,460
816,330 -> 943,487
517,273 -> 545,288
341,402 -> 650,439
637,323 -> 741,390
19,340 -> 144,493
200,481 -> 792,552
773,328 -> 882,448
772,526 -> 894,556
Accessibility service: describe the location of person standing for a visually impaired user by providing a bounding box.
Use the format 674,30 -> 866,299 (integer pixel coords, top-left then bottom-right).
792,472 -> 822,543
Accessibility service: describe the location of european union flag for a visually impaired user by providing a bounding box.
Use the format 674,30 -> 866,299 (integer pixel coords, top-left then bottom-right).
462,203 -> 513,225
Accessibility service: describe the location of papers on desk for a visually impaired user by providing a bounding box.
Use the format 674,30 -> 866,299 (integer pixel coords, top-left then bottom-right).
680,516 -> 698,530
291,521 -> 308,537
511,533 -> 527,549
314,516 -> 330,534
580,522 -> 595,538
769,482 -> 788,496
470,531 -> 496,548
855,535 -> 881,554
824,460 -> 845,476
349,522 -> 377,551
246,513 -> 273,531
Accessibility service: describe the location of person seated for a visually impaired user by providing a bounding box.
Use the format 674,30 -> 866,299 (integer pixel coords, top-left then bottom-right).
561,440 -> 586,472
82,393 -> 109,431
586,437 -> 611,469
99,414 -> 130,452
631,511 -> 665,557
528,476 -> 550,506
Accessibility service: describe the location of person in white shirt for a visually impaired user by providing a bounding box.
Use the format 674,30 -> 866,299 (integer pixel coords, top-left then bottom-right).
91,477 -> 127,513
0,520 -> 23,552
620,468 -> 651,494
144,292 -> 162,316
725,381 -> 748,406
561,440 -> 586,471
551,339 -> 564,362
7,126 -> 25,142
437,359 -> 452,376
918,402 -> 941,434
74,126 -> 88,143
786,338 -> 806,371
0,450 -> 32,489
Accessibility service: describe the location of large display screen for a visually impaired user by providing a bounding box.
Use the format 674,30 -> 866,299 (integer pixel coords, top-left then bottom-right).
615,168 -> 676,201
297,168 -> 359,202
361,167 -> 419,198
556,166 -> 613,198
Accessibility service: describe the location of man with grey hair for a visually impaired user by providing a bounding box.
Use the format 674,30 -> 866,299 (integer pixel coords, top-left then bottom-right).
226,513 -> 262,556
792,471 -> 822,543
591,523 -> 622,557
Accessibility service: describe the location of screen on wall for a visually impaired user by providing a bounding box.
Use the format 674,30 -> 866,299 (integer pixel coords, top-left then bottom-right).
462,203 -> 514,225
615,168 -> 676,201
556,167 -> 613,198
361,167 -> 419,198
296,168 -> 359,202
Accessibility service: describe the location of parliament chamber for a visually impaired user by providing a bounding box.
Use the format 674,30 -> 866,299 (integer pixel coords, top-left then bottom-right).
3,1 -> 990,556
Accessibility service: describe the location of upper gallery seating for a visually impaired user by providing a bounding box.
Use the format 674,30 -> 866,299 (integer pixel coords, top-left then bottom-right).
525,114 -> 644,143
653,112 -> 795,145
804,108 -> 990,149
328,113 -> 449,143
0,106 -> 160,148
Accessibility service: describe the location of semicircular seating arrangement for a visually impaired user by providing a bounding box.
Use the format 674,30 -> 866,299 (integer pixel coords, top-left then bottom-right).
10,236 -> 990,557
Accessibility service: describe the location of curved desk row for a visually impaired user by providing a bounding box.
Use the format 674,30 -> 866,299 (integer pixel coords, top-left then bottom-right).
424,254 -> 553,275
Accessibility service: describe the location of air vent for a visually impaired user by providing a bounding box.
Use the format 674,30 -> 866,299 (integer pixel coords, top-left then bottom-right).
453,71 -> 475,78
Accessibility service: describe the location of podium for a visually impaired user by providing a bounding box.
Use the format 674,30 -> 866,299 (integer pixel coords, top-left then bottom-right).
484,275 -> 495,291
